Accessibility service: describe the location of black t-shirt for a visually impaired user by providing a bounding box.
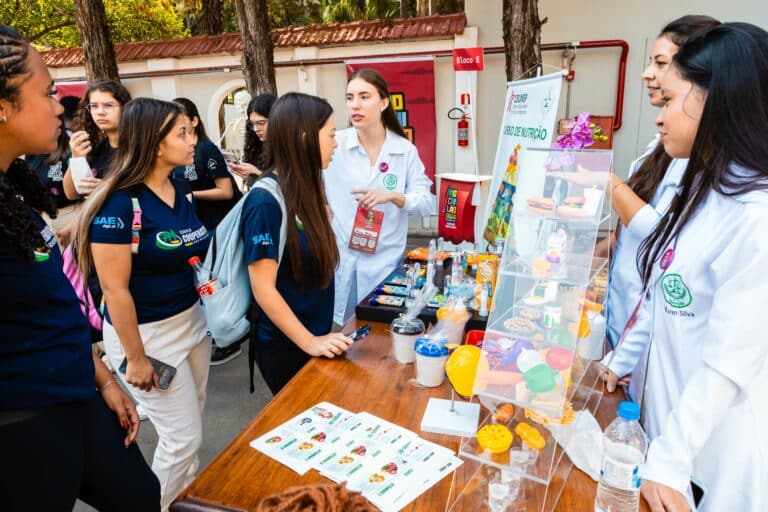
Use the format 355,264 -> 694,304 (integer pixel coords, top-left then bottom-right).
172,139 -> 235,229
89,138 -> 116,179
240,182 -> 334,344
26,153 -> 79,209
0,185 -> 94,410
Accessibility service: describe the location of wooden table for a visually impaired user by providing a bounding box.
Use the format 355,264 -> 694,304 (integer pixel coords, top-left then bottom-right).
173,321 -> 646,511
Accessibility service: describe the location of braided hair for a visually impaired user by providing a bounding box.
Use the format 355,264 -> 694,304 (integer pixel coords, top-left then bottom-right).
0,25 -> 56,261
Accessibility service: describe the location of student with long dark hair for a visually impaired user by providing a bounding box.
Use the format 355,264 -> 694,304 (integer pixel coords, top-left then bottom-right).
0,25 -> 159,511
243,93 -> 352,394
75,98 -> 211,510
231,93 -> 276,189
606,23 -> 768,510
63,79 -> 131,199
324,69 -> 433,326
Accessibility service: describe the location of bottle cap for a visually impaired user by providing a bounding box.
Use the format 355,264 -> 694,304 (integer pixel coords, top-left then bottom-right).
188,256 -> 201,266
618,401 -> 640,421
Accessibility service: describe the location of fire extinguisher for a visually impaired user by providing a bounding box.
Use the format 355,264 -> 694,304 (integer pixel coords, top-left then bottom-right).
457,114 -> 469,147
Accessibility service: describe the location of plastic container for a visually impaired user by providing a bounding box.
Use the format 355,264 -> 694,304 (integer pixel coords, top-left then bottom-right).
594,401 -> 648,512
390,316 -> 425,364
414,337 -> 449,387
578,313 -> 607,360
189,256 -> 222,298
464,330 -> 485,347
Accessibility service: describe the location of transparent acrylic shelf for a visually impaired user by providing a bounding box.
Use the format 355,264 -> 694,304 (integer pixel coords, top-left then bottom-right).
511,211 -> 611,229
499,255 -> 608,287
460,361 -> 605,486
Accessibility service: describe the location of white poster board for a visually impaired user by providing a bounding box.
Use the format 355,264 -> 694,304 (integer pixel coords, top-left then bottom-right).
481,72 -> 563,245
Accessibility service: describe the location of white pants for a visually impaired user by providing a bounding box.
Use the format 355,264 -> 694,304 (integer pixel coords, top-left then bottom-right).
103,303 -> 211,512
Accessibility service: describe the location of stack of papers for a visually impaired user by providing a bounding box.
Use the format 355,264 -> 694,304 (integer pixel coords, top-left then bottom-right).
250,402 -> 462,511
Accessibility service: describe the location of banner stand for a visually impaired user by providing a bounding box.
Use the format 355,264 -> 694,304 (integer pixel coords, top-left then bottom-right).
437,172 -> 492,246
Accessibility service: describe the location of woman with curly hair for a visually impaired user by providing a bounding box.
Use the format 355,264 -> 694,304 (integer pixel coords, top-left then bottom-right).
0,25 -> 159,511
62,79 -> 131,199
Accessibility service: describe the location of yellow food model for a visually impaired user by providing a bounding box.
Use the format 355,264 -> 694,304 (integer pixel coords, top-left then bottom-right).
445,344 -> 489,397
476,424 -> 513,454
514,421 -> 546,450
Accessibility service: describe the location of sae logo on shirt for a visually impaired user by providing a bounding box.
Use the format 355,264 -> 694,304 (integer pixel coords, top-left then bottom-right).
94,216 -> 125,230
252,233 -> 273,246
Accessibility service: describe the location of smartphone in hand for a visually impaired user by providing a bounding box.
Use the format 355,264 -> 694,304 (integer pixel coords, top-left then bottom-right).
348,324 -> 371,342
119,356 -> 177,390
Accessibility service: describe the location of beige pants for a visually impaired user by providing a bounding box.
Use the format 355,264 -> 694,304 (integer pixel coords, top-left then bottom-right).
102,303 -> 211,512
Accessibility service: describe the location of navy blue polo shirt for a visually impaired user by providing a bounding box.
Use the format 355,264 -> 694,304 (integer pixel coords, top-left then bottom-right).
90,180 -> 210,324
240,180 -> 334,344
0,202 -> 94,410
172,139 -> 232,229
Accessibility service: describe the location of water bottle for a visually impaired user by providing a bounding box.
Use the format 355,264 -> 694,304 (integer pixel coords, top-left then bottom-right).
188,256 -> 222,298
594,401 -> 648,512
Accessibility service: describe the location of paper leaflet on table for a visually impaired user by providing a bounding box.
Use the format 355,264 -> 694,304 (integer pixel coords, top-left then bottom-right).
250,403 -> 463,511
249,402 -> 355,475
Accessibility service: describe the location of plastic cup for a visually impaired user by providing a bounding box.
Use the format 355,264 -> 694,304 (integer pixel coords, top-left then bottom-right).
390,316 -> 425,364
414,338 -> 449,387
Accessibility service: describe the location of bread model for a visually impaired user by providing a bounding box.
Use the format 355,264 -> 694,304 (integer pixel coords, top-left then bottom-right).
526,196 -> 555,216
556,196 -> 586,219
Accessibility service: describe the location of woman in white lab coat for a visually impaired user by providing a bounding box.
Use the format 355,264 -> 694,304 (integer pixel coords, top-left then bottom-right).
324,69 -> 433,325
605,23 -> 768,511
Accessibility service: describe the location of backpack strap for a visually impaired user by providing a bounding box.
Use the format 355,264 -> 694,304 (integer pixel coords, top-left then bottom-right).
130,195 -> 142,255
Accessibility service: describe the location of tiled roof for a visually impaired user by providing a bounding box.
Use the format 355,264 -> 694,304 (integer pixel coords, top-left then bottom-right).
41,13 -> 466,68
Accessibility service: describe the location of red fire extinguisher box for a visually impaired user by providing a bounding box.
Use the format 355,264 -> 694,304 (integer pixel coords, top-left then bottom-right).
438,173 -> 487,244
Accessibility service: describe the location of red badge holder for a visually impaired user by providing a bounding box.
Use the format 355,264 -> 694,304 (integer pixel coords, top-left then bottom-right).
349,206 -> 384,254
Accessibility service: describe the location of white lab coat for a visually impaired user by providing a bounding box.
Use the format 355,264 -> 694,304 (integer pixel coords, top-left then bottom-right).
606,136 -> 688,346
324,128 -> 433,325
607,170 -> 768,511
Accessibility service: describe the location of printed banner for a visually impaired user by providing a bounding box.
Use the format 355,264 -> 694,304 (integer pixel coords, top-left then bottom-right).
346,58 -> 437,191
482,72 -> 563,245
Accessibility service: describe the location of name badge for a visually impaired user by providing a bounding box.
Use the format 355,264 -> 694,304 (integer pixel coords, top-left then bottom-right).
349,206 -> 384,254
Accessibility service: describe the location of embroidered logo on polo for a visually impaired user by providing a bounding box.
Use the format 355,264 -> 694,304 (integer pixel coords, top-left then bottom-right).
382,173 -> 398,191
252,233 -> 273,246
183,164 -> 198,181
155,230 -> 183,250
35,225 -> 56,263
661,274 -> 692,308
48,161 -> 64,181
207,158 -> 217,170
94,216 -> 125,230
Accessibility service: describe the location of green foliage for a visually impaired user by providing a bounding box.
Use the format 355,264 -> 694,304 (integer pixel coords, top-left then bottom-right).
0,0 -> 187,48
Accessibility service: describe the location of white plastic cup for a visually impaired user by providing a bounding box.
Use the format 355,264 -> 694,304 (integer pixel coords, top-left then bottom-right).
414,338 -> 449,387
392,332 -> 421,363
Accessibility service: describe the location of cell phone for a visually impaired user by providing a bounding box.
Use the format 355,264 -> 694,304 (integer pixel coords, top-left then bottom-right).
119,356 -> 177,390
690,478 -> 707,510
221,150 -> 240,164
348,324 -> 371,342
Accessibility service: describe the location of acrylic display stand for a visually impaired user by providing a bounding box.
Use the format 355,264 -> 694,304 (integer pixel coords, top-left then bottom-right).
447,147 -> 613,512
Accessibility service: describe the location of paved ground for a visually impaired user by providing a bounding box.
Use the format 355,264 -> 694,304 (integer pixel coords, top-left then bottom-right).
74,347 -> 273,512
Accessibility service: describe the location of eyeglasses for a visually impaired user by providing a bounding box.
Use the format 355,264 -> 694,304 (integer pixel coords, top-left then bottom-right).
87,102 -> 119,113
247,119 -> 268,130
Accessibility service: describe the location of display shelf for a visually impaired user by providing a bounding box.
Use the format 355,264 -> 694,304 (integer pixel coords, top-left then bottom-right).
459,147 -> 613,511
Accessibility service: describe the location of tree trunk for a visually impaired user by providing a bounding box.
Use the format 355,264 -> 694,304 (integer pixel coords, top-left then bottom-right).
233,0 -> 277,96
428,0 -> 437,15
400,0 -> 408,17
416,0 -> 426,16
502,0 -> 542,82
201,0 -> 223,35
73,0 -> 120,82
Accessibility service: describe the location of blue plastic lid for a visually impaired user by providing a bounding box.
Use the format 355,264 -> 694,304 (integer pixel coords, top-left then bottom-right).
618,401 -> 640,421
414,337 -> 449,357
